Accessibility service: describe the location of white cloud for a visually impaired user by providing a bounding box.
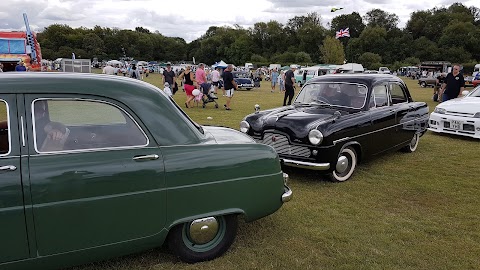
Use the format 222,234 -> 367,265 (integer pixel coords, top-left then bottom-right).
0,0 -> 477,42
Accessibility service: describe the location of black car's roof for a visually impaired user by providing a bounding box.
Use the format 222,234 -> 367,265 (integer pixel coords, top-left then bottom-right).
306,74 -> 403,87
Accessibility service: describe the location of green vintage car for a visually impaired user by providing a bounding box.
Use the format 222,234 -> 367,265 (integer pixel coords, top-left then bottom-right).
0,73 -> 292,269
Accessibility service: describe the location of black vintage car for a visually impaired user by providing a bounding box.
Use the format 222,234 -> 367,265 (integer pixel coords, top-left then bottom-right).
232,71 -> 254,90
240,74 -> 429,182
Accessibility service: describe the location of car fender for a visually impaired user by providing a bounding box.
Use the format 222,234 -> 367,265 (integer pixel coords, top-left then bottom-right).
167,208 -> 246,230
339,141 -> 363,163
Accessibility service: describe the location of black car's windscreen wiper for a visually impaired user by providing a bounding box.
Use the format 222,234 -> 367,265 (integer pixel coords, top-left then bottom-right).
311,98 -> 332,106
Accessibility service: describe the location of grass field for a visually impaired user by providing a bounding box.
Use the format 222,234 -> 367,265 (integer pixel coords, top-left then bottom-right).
72,71 -> 480,270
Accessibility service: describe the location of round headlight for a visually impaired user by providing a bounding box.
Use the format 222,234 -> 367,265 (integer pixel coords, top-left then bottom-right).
434,107 -> 446,114
308,129 -> 323,145
240,120 -> 250,133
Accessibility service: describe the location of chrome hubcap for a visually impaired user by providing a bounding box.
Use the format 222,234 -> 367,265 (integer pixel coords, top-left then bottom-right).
189,217 -> 219,244
336,155 -> 349,173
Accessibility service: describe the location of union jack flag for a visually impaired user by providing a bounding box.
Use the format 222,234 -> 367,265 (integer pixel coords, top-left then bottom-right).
335,28 -> 350,39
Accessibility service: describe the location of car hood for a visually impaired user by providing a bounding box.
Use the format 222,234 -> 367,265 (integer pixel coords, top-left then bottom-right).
203,126 -> 255,144
247,105 -> 348,138
437,97 -> 480,113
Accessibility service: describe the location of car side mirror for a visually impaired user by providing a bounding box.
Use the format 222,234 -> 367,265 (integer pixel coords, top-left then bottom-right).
462,90 -> 469,96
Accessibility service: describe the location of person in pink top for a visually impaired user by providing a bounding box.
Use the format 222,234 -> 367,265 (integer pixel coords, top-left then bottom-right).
195,63 -> 207,85
195,63 -> 208,96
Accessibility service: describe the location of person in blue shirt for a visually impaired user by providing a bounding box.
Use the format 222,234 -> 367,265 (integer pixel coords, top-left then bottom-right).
270,68 -> 279,93
15,61 -> 27,72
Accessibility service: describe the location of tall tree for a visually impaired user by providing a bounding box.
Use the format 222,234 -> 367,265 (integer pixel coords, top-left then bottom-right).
320,36 -> 345,64
363,9 -> 399,31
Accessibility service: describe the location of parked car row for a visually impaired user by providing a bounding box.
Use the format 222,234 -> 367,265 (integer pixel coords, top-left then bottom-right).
1,71 -> 477,269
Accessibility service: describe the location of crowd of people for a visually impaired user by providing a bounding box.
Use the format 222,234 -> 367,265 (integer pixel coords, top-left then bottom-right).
6,59 -> 472,111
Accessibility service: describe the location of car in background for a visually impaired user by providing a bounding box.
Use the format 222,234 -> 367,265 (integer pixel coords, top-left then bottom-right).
240,74 -> 429,182
418,76 -> 437,88
428,86 -> 480,139
0,72 -> 292,269
378,67 -> 391,74
464,76 -> 474,87
232,71 -> 254,90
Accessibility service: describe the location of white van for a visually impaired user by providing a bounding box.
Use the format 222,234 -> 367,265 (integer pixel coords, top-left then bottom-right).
336,63 -> 364,73
378,67 -> 391,74
473,64 -> 480,78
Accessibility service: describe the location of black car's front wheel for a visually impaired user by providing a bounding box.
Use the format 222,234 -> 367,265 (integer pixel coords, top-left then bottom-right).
168,215 -> 238,263
420,81 -> 427,88
402,133 -> 420,153
329,146 -> 357,182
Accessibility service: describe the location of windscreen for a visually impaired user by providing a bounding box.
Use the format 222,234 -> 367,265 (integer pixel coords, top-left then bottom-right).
295,83 -> 368,109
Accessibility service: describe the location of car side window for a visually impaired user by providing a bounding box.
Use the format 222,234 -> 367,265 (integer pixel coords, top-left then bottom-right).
369,84 -> 389,108
33,99 -> 148,153
390,83 -> 408,104
0,100 -> 9,155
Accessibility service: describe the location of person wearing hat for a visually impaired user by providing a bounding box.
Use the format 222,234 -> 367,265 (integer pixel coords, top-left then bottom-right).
283,65 -> 296,106
162,62 -> 177,94
15,61 -> 27,72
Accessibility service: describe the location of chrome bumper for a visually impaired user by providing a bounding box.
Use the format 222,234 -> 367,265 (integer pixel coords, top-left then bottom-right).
282,185 -> 293,202
281,172 -> 292,202
281,158 -> 330,171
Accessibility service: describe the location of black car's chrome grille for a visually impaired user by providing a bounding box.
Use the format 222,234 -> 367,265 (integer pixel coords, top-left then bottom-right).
254,133 -> 311,158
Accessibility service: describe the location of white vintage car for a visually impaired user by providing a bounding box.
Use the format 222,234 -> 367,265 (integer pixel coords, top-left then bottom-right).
428,86 -> 480,139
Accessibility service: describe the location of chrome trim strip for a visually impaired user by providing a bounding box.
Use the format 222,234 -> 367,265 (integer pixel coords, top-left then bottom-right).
332,119 -> 418,145
282,185 -> 293,202
282,158 -> 330,171
20,116 -> 25,147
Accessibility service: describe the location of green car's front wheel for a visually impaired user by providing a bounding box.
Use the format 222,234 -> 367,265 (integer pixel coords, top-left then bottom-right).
168,215 -> 238,263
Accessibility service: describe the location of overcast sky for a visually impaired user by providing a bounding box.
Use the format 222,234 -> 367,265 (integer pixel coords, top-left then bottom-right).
0,0 -> 477,42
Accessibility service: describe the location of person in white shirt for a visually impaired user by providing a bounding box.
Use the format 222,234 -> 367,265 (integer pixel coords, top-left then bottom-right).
211,67 -> 221,94
102,64 -> 115,75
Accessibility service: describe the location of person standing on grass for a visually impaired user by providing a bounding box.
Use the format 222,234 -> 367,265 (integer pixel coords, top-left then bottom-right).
278,70 -> 285,92
222,64 -> 237,110
195,63 -> 208,90
178,66 -> 196,108
162,63 -> 177,94
439,64 -> 465,102
270,68 -> 279,93
283,65 -> 296,106
211,67 -> 221,94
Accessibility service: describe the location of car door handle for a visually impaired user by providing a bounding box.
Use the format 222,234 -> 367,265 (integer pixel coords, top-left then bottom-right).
0,165 -> 17,171
133,154 -> 159,161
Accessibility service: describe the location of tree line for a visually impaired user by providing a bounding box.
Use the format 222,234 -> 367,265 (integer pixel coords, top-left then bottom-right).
37,2 -> 480,71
